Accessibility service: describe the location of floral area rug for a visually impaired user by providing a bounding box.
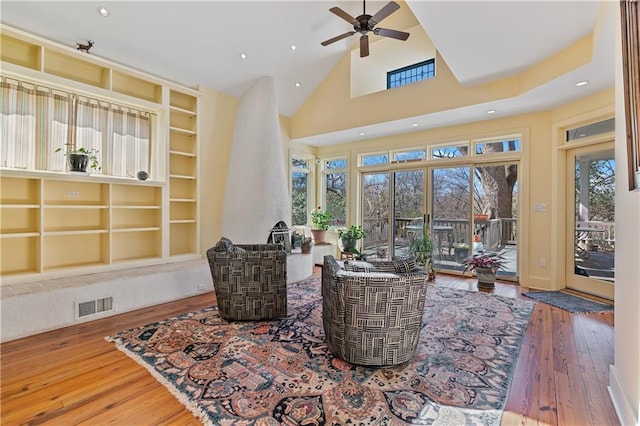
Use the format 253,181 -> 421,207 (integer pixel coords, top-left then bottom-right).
106,277 -> 534,425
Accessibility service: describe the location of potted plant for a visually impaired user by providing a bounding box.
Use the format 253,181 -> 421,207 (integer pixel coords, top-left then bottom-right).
310,207 -> 333,244
337,225 -> 366,252
409,224 -> 435,280
55,144 -> 101,173
291,231 -> 304,250
461,252 -> 506,289
301,236 -> 314,254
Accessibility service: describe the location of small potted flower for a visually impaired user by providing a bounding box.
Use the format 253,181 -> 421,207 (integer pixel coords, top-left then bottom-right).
461,253 -> 506,289
291,231 -> 304,249
301,236 -> 314,254
310,207 -> 333,244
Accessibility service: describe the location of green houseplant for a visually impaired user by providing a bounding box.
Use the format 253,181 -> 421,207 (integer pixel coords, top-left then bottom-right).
461,253 -> 506,289
310,207 -> 333,244
338,225 -> 367,252
55,144 -> 101,173
409,224 -> 434,278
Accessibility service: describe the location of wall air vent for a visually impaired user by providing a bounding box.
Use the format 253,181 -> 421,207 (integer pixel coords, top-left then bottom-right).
76,297 -> 114,319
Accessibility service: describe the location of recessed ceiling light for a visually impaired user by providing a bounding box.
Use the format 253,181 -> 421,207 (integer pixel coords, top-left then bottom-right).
239,52 -> 247,60
487,110 -> 496,114
359,132 -> 366,136
97,6 -> 110,17
295,81 -> 301,87
411,123 -> 419,127
576,80 -> 589,87
290,44 -> 297,51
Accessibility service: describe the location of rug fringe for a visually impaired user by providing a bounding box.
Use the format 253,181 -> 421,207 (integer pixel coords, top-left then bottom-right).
104,336 -> 212,425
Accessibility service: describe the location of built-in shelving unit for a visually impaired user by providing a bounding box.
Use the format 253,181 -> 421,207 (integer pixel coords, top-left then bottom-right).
1,28 -> 163,104
0,26 -> 202,284
0,176 -> 41,276
169,90 -> 199,257
0,173 -> 165,280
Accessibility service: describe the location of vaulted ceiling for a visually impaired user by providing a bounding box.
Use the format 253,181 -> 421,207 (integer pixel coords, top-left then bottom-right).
1,1 -> 616,145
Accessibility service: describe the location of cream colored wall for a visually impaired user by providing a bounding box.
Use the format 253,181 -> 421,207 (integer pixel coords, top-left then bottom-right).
350,24 -> 436,98
610,8 -> 640,423
198,87 -> 238,255
292,34 -> 594,140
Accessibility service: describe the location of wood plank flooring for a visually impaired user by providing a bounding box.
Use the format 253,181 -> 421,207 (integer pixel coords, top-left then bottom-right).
1,270 -> 618,425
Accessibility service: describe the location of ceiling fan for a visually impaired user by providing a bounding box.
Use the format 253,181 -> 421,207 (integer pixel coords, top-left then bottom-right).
321,0 -> 410,58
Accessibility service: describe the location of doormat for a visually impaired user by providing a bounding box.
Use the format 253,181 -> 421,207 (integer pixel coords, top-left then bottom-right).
522,291 -> 613,313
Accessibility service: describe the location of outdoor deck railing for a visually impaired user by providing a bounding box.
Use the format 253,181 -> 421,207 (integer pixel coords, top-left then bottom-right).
362,216 -> 520,253
576,220 -> 615,251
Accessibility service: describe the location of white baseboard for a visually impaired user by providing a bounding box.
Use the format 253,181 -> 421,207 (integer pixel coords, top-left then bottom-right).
609,364 -> 638,426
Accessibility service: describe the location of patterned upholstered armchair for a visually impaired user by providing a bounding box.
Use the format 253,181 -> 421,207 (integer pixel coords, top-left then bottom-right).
322,255 -> 429,366
206,238 -> 287,321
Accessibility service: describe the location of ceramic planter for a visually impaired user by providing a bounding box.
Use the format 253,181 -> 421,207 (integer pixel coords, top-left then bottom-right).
68,153 -> 88,172
475,267 -> 496,289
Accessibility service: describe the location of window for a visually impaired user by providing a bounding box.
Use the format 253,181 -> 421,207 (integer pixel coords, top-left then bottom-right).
0,77 -> 152,177
474,139 -> 521,155
566,118 -> 615,142
393,149 -> 426,163
291,156 -> 311,226
360,153 -> 389,166
430,143 -> 469,159
387,59 -> 435,89
323,158 -> 347,226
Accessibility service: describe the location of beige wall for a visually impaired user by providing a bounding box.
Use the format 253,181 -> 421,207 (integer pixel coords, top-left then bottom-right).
198,87 -> 238,255
292,33 -> 593,140
610,7 -> 640,423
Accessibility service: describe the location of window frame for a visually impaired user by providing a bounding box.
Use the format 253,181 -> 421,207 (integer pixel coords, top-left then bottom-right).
320,156 -> 349,227
387,58 -> 436,89
289,151 -> 315,227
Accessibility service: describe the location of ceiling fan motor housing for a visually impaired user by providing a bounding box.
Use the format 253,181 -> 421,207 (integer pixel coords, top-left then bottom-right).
354,15 -> 375,34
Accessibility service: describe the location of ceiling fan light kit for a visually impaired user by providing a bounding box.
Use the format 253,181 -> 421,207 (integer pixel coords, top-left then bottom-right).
321,0 -> 410,58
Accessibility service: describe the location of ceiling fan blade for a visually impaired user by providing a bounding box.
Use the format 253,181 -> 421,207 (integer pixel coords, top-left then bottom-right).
360,35 -> 369,57
374,27 -> 410,41
321,31 -> 356,46
370,1 -> 400,25
329,7 -> 358,24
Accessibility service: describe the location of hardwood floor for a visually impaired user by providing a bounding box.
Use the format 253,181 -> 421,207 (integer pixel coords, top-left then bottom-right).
1,270 -> 618,425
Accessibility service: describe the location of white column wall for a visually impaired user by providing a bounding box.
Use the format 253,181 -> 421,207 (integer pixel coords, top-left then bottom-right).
222,77 -> 292,243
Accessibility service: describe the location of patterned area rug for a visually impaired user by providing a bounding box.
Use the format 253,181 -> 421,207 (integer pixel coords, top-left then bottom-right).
522,290 -> 614,313
107,278 -> 534,425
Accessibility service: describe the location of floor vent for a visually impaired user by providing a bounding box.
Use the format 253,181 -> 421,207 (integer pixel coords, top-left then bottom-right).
77,297 -> 114,319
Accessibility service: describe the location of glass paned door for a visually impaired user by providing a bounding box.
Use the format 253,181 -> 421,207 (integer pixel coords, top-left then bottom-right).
431,166 -> 471,272
361,169 -> 425,259
473,163 -> 519,279
393,170 -> 425,258
566,145 -> 615,299
430,163 -> 519,278
362,172 -> 390,259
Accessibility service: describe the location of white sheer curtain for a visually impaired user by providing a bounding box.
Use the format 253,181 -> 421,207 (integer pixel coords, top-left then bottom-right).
111,107 -> 150,178
37,88 -> 71,172
0,78 -> 36,169
75,96 -> 108,174
1,76 -> 152,177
